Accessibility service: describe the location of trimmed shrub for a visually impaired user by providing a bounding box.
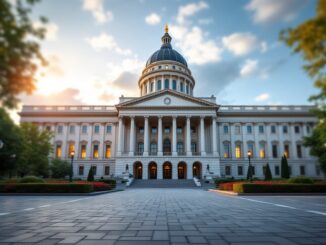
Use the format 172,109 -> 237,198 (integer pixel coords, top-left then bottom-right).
19,176 -> 45,183
99,179 -> 116,188
264,163 -> 272,180
233,183 -> 326,193
0,183 -> 93,193
50,159 -> 70,178
87,167 -> 94,182
288,176 -> 314,184
281,156 -> 290,179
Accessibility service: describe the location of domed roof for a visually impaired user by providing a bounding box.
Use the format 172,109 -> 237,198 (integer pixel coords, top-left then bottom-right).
145,25 -> 188,68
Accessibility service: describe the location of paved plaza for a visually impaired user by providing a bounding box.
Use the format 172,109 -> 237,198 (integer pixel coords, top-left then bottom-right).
0,189 -> 326,244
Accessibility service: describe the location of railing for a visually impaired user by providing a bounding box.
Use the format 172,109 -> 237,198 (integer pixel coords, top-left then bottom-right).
219,105 -> 314,113
22,105 -> 117,113
177,151 -> 186,156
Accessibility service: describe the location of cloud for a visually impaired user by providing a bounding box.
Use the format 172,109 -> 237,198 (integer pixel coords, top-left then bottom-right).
240,59 -> 258,77
33,21 -> 59,41
198,18 -> 213,25
255,93 -> 270,102
86,33 -> 132,56
145,13 -> 161,25
83,0 -> 113,24
42,54 -> 64,77
222,32 -> 264,56
245,0 -> 308,24
111,72 -> 139,90
176,1 -> 208,24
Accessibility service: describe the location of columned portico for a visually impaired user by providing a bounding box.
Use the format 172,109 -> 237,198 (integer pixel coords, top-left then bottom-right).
172,116 -> 177,156
186,116 -> 192,156
129,116 -> 135,156
200,116 -> 206,156
158,116 -> 163,156
143,116 -> 149,156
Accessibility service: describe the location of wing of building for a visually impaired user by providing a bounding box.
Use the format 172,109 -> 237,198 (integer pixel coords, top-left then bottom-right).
19,27 -> 321,180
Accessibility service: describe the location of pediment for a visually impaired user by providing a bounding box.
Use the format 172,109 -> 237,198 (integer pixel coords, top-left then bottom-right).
116,90 -> 218,108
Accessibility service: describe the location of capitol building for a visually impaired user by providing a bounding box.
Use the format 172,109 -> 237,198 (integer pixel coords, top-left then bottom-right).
20,26 -> 321,180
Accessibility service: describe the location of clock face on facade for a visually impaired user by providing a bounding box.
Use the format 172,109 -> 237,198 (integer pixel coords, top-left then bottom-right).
164,97 -> 171,105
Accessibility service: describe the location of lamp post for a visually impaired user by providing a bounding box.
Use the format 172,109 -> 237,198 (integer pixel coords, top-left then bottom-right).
69,151 -> 75,182
247,150 -> 252,182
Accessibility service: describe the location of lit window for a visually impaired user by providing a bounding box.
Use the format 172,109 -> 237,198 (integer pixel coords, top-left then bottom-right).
172,80 -> 177,90
68,143 -> 75,157
235,125 -> 241,134
247,125 -> 252,134
93,144 -> 99,159
106,125 -> 112,134
284,144 -> 290,158
57,125 -> 63,134
82,125 -> 87,134
56,144 -> 62,158
69,125 -> 75,134
94,125 -> 100,134
259,125 -> 264,134
235,144 -> 241,159
223,142 -> 230,158
164,79 -> 169,89
79,165 -> 84,175
105,144 -> 111,158
259,142 -> 266,159
223,125 -> 229,134
81,144 -> 87,159
247,142 -> 254,156
104,166 -> 110,175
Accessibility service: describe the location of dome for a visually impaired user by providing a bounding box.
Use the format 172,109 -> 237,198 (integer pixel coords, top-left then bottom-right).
145,25 -> 188,68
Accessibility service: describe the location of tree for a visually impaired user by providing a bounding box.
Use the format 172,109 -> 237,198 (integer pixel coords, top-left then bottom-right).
0,0 -> 47,109
0,108 -> 24,177
264,163 -> 272,180
87,167 -> 94,182
17,123 -> 52,177
50,159 -> 70,179
281,156 -> 290,179
280,0 -> 326,171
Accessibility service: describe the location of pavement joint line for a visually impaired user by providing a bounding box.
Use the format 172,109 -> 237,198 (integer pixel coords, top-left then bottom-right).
39,204 -> 51,208
306,210 -> 326,216
274,204 -> 297,209
0,212 -> 10,216
23,208 -> 35,211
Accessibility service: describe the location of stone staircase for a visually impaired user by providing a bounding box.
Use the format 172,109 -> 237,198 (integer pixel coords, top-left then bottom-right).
129,179 -> 197,188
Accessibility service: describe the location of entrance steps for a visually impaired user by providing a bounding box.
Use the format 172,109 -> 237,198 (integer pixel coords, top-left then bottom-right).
129,179 -> 197,188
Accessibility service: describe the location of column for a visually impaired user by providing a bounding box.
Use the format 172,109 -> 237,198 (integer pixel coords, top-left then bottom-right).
117,117 -> 123,156
200,116 -> 206,156
278,123 -> 284,156
302,123 -> 309,158
129,116 -> 135,156
172,116 -> 177,156
186,116 -> 192,156
266,123 -> 272,159
158,116 -> 163,156
290,123 -> 297,159
143,116 -> 149,156
212,117 -> 218,156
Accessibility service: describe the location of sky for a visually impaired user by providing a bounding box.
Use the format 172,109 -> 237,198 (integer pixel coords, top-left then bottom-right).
17,0 -> 319,114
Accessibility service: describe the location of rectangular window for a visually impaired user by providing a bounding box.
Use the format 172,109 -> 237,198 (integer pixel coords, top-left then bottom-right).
79,165 -> 84,176
259,125 -> 264,134
306,126 -> 310,134
105,145 -> 111,159
191,127 -> 196,133
180,82 -> 184,92
235,125 -> 241,134
275,166 -> 280,175
259,142 -> 266,159
223,125 -> 229,134
68,143 -> 75,157
296,144 -> 302,158
272,144 -> 278,158
284,144 -> 290,158
186,84 -> 189,94
164,79 -> 169,89
177,127 -> 182,134
104,166 -> 110,175
225,166 -> 231,176
300,166 -> 305,175
151,127 -> 157,134
69,125 -> 75,134
81,145 -> 87,159
271,125 -> 276,134
223,143 -> 230,158
82,125 -> 87,134
56,144 -> 62,158
235,144 -> 241,159
139,127 -> 144,134
191,142 -> 197,153
57,125 -> 63,134
94,125 -> 100,134
247,125 -> 252,134
247,142 -> 254,156
150,82 -> 154,92
157,80 -> 161,90
172,80 -> 177,90
316,165 -> 321,175
238,166 -> 243,176
91,165 -> 97,175
295,126 -> 300,134
164,127 -> 170,134
106,125 -> 112,134
283,125 -> 288,134
93,144 -> 99,159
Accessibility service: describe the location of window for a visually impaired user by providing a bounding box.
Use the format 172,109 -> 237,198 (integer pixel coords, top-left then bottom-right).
104,166 -> 110,175
68,143 -> 75,157
177,142 -> 184,153
172,80 -> 177,90
94,125 -> 100,134
144,84 -> 147,94
177,127 -> 182,134
191,142 -> 197,153
69,125 -> 75,134
105,144 -> 111,159
275,166 -> 280,175
106,125 -> 112,134
306,126 -> 310,134
79,165 -> 84,176
247,125 -> 252,134
80,144 -> 87,159
259,142 -> 266,159
82,125 -> 87,134
235,125 -> 241,134
150,142 -> 157,154
164,79 -> 169,89
235,144 -> 241,159
316,165 -> 321,175
164,127 -> 170,134
259,125 -> 264,134
180,82 -> 184,92
137,142 -> 144,154
157,80 -> 161,90
172,65 -> 176,69
296,144 -> 302,158
186,85 -> 189,94
284,144 -> 290,158
57,125 -> 63,134
93,144 -> 99,159
139,127 -> 144,134
158,65 -> 162,69
294,125 -> 300,134
191,127 -> 196,134
247,142 -> 254,156
271,125 -> 276,134
55,144 -> 62,158
91,165 -> 97,175
238,166 -> 243,176
272,144 -> 278,158
223,125 -> 229,134
283,125 -> 288,134
223,142 -> 230,158
163,139 -> 171,153
300,166 -> 305,175
151,127 -> 157,134
150,82 -> 154,92
225,166 -> 231,176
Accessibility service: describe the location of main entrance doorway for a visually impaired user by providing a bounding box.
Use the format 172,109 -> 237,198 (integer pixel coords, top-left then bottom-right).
163,162 -> 172,179
134,162 -> 143,179
178,162 -> 187,179
148,162 -> 157,179
193,162 -> 202,179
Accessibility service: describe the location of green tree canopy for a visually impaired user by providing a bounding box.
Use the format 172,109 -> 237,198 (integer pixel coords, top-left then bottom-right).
0,0 -> 47,108
50,159 -> 70,179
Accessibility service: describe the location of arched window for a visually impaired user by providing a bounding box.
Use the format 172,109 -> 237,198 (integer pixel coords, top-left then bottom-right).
157,80 -> 161,90
164,79 -> 169,89
172,80 -> 177,90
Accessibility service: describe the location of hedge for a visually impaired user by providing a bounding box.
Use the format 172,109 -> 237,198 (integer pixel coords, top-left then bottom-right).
0,183 -> 93,193
99,179 -> 116,188
233,183 -> 326,193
